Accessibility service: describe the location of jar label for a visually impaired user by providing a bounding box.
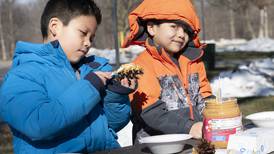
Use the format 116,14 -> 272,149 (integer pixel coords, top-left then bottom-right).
203,116 -> 243,142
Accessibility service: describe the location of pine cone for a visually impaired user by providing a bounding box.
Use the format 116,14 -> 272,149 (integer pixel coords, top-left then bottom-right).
114,63 -> 144,81
193,139 -> 215,154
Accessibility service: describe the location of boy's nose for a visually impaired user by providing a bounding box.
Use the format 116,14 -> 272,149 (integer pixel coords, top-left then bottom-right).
177,27 -> 186,39
84,38 -> 91,48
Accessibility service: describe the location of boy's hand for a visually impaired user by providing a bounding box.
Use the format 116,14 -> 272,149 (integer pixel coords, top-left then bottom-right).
106,77 -> 137,95
94,71 -> 112,85
189,122 -> 203,139
120,78 -> 137,90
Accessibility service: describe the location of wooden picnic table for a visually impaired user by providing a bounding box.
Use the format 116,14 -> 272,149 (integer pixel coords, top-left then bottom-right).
94,139 -> 197,154
93,123 -> 257,154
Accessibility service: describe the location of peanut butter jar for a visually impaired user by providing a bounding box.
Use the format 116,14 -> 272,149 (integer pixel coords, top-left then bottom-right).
202,98 -> 243,149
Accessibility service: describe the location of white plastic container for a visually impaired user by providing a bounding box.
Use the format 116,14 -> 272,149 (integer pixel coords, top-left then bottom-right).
227,128 -> 274,154
245,111 -> 274,128
139,134 -> 192,154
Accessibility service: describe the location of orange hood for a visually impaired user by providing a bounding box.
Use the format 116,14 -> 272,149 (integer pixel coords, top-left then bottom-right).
123,0 -> 201,47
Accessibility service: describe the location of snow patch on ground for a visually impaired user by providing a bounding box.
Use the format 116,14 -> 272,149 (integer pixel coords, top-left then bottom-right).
210,58 -> 274,98
215,38 -> 274,52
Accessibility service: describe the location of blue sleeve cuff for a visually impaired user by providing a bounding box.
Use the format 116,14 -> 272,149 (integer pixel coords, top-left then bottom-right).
107,80 -> 136,95
84,72 -> 106,97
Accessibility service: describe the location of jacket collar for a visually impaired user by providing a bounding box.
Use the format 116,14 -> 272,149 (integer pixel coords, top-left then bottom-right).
12,40 -> 68,68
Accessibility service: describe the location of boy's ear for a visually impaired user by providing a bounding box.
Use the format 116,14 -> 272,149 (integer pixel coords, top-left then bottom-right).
146,22 -> 156,37
48,17 -> 62,38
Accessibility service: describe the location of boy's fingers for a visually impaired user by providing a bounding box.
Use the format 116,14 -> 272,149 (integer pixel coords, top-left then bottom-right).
129,79 -> 136,89
121,78 -> 129,87
121,78 -> 136,89
94,72 -> 112,85
94,71 -> 112,79
189,122 -> 203,139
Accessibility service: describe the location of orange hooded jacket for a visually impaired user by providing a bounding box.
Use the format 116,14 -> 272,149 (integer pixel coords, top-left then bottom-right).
123,0 -> 202,48
125,0 -> 212,141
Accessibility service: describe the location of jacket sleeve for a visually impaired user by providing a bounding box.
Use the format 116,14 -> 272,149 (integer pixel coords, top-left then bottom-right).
140,100 -> 202,134
78,56 -> 131,133
197,61 -> 212,98
0,70 -> 101,141
103,90 -> 130,132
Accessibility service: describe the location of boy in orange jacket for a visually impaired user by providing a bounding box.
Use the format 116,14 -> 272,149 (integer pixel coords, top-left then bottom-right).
123,0 -> 213,143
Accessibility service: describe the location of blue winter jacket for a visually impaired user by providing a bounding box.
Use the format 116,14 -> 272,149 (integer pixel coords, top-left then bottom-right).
0,41 -> 130,153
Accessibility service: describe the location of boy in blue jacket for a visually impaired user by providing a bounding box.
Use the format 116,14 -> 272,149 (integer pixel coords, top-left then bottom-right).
0,0 -> 136,153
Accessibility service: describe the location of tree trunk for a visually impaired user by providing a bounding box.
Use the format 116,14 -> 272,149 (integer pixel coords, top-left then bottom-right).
8,0 -> 15,58
258,8 -> 265,38
244,9 -> 256,39
264,6 -> 269,38
229,9 -> 236,39
0,12 -> 7,61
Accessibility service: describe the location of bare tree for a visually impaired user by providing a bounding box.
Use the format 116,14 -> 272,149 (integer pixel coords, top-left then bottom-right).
251,0 -> 274,38
93,0 -> 113,48
240,0 -> 256,39
0,2 -> 7,61
7,0 -> 15,58
207,0 -> 246,39
1,0 -> 274,54
12,0 -> 46,44
93,0 -> 141,48
117,0 -> 141,33
0,0 -> 16,60
117,0 -> 141,46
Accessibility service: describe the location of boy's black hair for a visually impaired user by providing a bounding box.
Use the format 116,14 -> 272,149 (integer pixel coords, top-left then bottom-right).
41,0 -> 102,39
145,19 -> 195,39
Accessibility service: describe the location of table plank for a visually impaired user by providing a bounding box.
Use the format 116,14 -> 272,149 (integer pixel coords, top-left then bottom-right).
93,139 -> 197,154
